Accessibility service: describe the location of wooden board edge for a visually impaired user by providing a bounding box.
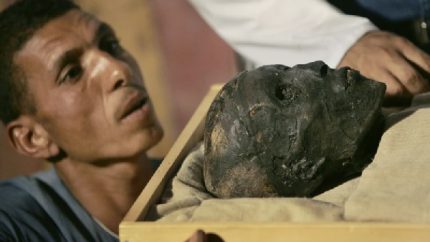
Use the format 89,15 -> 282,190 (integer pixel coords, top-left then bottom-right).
122,84 -> 223,222
120,221 -> 430,242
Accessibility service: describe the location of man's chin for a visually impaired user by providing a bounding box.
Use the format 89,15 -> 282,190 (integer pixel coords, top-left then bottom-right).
105,129 -> 164,163
135,125 -> 164,153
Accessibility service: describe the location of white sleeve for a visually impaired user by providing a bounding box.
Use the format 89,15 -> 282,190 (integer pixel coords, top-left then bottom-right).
188,0 -> 377,68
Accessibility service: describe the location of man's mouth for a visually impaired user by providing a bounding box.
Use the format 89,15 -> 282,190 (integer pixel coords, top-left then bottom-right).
120,94 -> 149,120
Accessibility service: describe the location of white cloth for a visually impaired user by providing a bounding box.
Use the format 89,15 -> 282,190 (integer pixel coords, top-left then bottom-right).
188,0 -> 377,68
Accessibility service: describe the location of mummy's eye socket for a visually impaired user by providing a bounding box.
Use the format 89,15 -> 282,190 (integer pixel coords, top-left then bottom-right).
275,84 -> 298,105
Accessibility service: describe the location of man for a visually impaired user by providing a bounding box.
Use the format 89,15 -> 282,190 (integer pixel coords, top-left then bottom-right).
0,0 -> 165,241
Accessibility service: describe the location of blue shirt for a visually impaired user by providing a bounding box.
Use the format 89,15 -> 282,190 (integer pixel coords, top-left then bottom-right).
0,169 -> 118,242
357,0 -> 429,21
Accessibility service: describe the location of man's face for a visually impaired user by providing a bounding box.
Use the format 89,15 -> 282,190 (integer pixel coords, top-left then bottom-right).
204,61 -> 385,198
14,10 -> 163,162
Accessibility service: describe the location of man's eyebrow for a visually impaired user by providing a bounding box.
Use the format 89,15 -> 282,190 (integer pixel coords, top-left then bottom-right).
53,23 -> 114,80
57,23 -> 114,69
55,48 -> 83,77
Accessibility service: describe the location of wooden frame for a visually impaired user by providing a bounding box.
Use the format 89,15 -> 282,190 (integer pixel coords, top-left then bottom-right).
120,85 -> 430,242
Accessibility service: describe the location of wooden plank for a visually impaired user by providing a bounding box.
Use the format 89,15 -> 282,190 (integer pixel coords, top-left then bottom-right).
120,222 -> 430,242
123,85 -> 223,222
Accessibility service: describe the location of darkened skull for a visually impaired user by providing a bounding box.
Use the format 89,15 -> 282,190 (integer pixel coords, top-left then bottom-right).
204,61 -> 386,198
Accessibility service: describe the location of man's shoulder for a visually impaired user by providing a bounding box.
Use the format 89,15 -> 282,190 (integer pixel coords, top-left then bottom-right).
0,178 -> 43,223
0,176 -> 64,241
0,176 -> 41,208
0,171 -> 119,242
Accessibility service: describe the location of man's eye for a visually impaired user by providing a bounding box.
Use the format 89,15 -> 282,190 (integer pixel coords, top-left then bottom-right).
100,38 -> 123,56
60,65 -> 83,84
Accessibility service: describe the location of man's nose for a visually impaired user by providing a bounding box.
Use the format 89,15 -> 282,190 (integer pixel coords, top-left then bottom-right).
85,49 -> 130,92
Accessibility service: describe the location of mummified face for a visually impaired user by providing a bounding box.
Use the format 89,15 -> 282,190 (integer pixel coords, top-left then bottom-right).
204,61 -> 386,198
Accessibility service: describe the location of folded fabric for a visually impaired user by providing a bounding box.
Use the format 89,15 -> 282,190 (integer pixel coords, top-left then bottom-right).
153,142 -> 344,222
345,107 -> 430,222
189,198 -> 342,222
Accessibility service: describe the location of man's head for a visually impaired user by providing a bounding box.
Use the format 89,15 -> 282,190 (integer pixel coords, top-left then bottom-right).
0,0 -> 163,163
0,0 -> 79,125
204,61 -> 386,198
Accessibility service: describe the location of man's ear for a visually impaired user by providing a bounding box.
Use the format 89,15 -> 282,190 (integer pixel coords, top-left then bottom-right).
6,116 -> 60,160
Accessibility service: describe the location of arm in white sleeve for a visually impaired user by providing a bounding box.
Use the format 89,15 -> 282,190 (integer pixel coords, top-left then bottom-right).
188,0 -> 377,68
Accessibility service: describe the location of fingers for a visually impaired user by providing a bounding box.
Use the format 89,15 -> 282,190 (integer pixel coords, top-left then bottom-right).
376,69 -> 412,106
338,31 -> 430,105
396,36 -> 430,75
375,69 -> 406,96
387,51 -> 430,94
185,230 -> 208,242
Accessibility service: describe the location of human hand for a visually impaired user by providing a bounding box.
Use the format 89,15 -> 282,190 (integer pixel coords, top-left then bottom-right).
185,230 -> 208,242
338,31 -> 430,106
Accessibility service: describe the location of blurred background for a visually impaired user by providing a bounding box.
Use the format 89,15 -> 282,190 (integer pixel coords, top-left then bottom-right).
0,0 -> 238,180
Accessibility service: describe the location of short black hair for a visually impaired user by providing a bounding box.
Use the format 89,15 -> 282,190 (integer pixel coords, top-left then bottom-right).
0,0 -> 79,124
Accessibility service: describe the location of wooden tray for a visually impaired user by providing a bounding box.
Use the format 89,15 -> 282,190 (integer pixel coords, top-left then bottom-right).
120,84 -> 430,242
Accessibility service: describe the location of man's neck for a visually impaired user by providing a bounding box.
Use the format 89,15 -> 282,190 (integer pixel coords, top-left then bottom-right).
54,154 -> 153,234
